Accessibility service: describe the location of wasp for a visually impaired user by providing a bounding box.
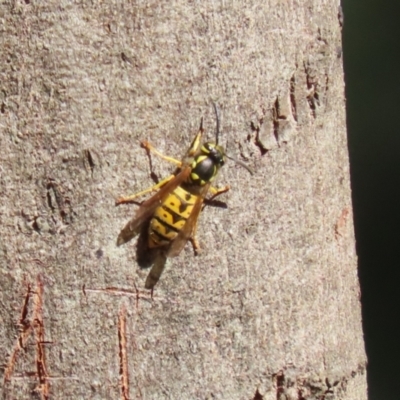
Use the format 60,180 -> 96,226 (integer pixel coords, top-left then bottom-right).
116,104 -> 252,289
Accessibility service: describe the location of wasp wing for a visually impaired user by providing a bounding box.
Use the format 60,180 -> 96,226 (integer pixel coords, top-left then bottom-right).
166,182 -> 211,258
145,251 -> 167,289
117,167 -> 191,246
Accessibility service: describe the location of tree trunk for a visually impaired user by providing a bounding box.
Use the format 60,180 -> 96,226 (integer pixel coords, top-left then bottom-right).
1,1 -> 366,399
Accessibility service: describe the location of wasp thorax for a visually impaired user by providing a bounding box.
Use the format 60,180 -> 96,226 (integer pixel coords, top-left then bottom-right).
190,143 -> 225,185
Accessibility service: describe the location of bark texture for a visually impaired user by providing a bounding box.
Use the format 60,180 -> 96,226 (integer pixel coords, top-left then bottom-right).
0,1 -> 366,399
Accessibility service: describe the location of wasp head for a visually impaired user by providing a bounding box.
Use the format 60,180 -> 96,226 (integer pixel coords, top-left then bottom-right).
190,143 -> 225,185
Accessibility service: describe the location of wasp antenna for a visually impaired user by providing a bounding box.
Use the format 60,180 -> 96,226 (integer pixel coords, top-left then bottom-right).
212,102 -> 220,145
226,154 -> 254,175
199,116 -> 204,131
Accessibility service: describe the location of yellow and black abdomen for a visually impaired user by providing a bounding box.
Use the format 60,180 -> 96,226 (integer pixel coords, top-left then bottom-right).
148,185 -> 197,248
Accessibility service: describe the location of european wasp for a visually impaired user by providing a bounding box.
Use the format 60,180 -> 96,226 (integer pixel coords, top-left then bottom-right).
116,103 -> 252,289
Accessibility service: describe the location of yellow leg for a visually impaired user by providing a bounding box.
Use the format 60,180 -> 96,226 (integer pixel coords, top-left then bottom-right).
189,236 -> 201,255
115,175 -> 175,205
189,212 -> 202,255
186,121 -> 203,157
117,120 -> 204,206
189,185 -> 229,254
141,117 -> 203,163
208,185 -> 230,200
141,141 -> 182,166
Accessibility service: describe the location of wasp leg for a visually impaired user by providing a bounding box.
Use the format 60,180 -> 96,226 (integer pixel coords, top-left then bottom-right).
208,185 -> 230,201
187,120 -> 203,157
115,174 -> 175,205
141,141 -> 182,166
189,234 -> 201,255
142,117 -> 204,163
187,207 -> 203,255
190,185 -> 230,253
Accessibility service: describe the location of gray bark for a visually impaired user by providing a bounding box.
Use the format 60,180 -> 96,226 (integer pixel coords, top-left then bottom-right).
0,1 -> 366,399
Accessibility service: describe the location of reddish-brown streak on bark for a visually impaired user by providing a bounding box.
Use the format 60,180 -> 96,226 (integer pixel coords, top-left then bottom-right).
118,305 -> 130,400
20,282 -> 32,329
33,276 -> 50,400
3,277 -> 50,399
3,282 -> 34,384
335,207 -> 350,239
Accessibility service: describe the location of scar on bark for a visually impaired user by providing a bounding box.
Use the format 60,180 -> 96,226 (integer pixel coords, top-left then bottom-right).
83,284 -> 155,310
82,275 -> 183,307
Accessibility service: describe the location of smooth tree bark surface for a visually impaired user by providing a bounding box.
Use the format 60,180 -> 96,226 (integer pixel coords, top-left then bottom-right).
0,1 -> 366,399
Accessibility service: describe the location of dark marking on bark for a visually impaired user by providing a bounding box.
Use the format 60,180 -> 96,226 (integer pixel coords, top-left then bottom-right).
95,248 -> 104,259
84,149 -> 95,174
46,179 -> 73,224
338,5 -> 344,28
252,119 -> 269,155
272,97 -> 281,144
304,61 -> 320,118
252,388 -> 263,399
275,370 -> 285,400
290,74 -> 298,122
